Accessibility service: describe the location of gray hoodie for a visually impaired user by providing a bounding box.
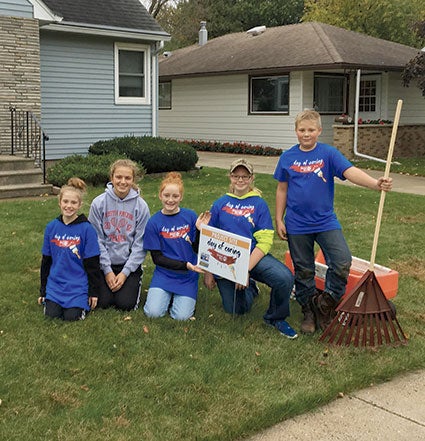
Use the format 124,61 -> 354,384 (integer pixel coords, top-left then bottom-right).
88,183 -> 150,277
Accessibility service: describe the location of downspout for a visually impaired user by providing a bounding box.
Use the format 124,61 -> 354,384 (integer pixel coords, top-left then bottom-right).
353,69 -> 387,164
151,41 -> 164,137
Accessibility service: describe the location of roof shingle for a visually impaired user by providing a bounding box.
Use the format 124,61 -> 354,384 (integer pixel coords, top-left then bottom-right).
159,22 -> 420,78
42,0 -> 165,33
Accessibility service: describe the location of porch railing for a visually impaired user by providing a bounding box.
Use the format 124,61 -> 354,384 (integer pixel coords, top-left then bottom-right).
10,106 -> 49,184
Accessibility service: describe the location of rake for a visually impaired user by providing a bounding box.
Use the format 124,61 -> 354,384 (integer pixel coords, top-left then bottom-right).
320,99 -> 407,347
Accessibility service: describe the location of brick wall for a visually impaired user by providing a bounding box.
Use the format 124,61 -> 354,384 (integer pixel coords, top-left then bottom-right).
0,16 -> 40,153
333,124 -> 425,159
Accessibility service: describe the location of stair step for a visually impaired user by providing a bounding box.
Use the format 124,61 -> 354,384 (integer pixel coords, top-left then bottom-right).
0,155 -> 39,172
0,183 -> 53,199
0,169 -> 44,186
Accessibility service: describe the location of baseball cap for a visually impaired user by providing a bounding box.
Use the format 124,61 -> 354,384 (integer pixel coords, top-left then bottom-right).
229,158 -> 254,175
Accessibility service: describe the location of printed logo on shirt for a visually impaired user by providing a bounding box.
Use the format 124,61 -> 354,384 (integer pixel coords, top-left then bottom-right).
290,159 -> 327,182
103,210 -> 134,243
222,203 -> 255,227
160,224 -> 191,243
51,235 -> 81,259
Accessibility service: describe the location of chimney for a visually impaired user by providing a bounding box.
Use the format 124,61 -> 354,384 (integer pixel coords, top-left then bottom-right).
199,21 -> 207,46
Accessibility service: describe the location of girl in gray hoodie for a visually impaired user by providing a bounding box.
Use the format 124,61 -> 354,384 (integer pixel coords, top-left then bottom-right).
88,159 -> 150,310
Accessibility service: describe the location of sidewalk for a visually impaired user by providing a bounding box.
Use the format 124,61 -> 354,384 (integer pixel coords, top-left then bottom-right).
196,151 -> 425,441
196,151 -> 425,196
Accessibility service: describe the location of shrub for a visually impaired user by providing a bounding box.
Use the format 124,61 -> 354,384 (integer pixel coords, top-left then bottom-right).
46,153 -> 145,187
178,139 -> 282,156
89,136 -> 198,173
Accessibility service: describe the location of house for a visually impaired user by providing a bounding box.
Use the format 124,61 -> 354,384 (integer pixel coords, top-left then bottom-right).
158,22 -> 425,158
0,0 -> 170,160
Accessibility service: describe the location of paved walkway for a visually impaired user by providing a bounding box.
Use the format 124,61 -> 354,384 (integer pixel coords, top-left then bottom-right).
196,151 -> 425,196
197,151 -> 425,441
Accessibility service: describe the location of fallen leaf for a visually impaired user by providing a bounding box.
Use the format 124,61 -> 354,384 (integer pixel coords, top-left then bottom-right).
255,351 -> 261,357
143,325 -> 149,334
80,385 -> 89,392
337,392 -> 344,398
123,316 -> 132,321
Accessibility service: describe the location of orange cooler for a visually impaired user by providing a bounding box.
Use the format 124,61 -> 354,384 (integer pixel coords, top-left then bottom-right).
284,250 -> 398,299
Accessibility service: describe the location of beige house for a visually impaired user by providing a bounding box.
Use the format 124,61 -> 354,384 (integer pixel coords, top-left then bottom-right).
159,22 -> 425,157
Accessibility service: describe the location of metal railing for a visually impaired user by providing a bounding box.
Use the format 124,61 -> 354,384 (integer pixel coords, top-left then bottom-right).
10,106 -> 49,183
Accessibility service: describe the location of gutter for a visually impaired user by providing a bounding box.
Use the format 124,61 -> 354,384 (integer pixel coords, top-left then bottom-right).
40,22 -> 170,42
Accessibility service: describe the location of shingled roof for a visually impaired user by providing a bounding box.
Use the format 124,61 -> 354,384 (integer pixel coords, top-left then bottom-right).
159,22 -> 420,79
41,0 -> 166,35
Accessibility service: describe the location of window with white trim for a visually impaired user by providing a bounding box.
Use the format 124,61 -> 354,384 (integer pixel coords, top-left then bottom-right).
159,81 -> 171,109
250,75 -> 289,113
114,42 -> 151,105
359,79 -> 377,112
314,74 -> 347,113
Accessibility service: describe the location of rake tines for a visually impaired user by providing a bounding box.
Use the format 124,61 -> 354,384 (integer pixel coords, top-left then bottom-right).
320,270 -> 407,347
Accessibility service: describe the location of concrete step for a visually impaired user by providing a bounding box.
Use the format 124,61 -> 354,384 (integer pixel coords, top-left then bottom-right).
0,155 -> 39,172
0,183 -> 53,199
0,169 -> 44,186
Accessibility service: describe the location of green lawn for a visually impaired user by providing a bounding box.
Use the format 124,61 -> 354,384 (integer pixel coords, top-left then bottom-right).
1,167 -> 424,441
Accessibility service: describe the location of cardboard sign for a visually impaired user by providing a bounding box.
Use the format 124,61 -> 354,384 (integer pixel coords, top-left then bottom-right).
197,225 -> 251,285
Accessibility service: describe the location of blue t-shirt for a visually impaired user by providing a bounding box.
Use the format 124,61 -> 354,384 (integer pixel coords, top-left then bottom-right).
273,142 -> 352,234
209,192 -> 273,252
42,217 -> 100,310
144,208 -> 199,299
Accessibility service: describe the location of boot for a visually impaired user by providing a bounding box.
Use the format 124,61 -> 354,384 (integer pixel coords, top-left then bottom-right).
312,292 -> 338,331
300,302 -> 316,334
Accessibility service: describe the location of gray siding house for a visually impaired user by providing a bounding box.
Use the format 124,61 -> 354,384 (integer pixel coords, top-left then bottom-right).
1,0 -> 169,159
159,22 -> 424,156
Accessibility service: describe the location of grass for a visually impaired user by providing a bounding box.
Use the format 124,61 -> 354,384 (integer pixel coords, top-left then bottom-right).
1,167 -> 425,441
352,156 -> 425,177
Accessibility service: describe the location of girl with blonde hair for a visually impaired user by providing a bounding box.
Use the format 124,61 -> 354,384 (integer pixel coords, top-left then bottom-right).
89,159 -> 150,310
39,177 -> 102,321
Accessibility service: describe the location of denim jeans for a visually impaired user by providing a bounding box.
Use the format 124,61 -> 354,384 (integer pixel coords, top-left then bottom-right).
143,287 -> 196,321
287,229 -> 351,306
215,253 -> 294,321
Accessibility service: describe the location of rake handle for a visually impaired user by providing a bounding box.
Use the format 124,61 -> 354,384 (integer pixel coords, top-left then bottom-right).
369,99 -> 403,270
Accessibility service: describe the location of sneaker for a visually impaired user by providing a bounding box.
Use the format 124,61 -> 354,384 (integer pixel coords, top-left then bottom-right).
265,319 -> 298,339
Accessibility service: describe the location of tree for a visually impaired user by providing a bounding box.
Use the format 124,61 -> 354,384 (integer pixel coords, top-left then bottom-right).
156,0 -> 304,50
303,0 -> 425,48
140,0 -> 178,18
402,21 -> 425,96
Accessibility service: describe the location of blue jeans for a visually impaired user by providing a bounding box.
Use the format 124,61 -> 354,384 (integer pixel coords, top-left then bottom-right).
215,253 -> 294,320
287,229 -> 351,306
143,287 -> 196,321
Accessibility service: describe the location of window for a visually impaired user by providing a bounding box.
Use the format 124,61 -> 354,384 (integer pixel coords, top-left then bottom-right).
159,81 -> 171,109
359,79 -> 377,112
314,74 -> 347,113
114,43 -> 150,105
250,75 -> 289,113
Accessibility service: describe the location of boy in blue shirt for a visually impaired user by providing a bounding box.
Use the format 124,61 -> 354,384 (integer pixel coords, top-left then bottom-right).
274,110 -> 392,333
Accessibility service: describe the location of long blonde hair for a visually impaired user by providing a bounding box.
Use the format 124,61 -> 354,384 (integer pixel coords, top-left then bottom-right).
59,177 -> 86,203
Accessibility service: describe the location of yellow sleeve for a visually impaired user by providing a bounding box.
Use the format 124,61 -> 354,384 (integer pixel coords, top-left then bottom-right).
253,229 -> 274,255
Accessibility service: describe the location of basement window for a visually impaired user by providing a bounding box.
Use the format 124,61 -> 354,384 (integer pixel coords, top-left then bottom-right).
114,42 -> 151,105
250,75 -> 289,114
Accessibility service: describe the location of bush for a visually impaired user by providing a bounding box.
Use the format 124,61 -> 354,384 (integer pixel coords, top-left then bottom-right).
178,139 -> 282,156
46,153 -> 145,187
89,136 -> 198,173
